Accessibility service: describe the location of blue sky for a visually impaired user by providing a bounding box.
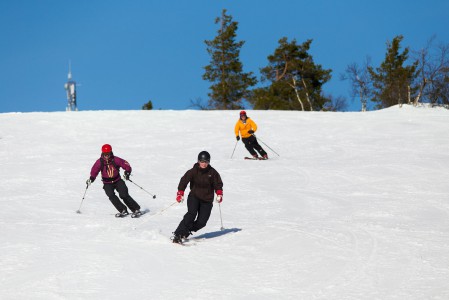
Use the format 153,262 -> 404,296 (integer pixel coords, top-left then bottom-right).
1,0 -> 448,113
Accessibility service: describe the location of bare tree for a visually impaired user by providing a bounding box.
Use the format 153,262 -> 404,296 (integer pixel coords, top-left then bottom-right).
189,98 -> 210,110
341,57 -> 372,111
412,37 -> 433,105
323,94 -> 348,111
412,37 -> 449,106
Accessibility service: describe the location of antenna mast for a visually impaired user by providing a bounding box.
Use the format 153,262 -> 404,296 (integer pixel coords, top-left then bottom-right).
64,60 -> 77,111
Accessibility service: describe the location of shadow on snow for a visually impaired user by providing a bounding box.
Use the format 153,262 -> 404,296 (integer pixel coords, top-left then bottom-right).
192,228 -> 242,240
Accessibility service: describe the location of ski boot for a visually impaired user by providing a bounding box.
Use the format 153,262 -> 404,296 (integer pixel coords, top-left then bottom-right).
115,210 -> 129,218
131,209 -> 142,218
171,233 -> 183,244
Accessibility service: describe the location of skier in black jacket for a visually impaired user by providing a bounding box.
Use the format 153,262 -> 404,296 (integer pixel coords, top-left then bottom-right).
172,151 -> 223,244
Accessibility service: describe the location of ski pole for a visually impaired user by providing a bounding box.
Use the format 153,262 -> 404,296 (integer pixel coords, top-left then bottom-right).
126,177 -> 157,199
76,183 -> 89,214
253,134 -> 280,157
230,139 -> 239,159
218,202 -> 224,231
131,201 -> 178,230
156,201 -> 177,215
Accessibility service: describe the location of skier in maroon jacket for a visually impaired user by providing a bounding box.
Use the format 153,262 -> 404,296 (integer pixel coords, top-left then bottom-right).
87,144 -> 142,218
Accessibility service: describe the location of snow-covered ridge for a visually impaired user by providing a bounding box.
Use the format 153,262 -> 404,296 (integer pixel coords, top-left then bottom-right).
376,103 -> 449,112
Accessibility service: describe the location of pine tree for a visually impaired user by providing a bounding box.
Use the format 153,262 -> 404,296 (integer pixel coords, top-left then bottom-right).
248,37 -> 332,111
368,35 -> 418,109
142,100 -> 153,110
203,9 -> 257,109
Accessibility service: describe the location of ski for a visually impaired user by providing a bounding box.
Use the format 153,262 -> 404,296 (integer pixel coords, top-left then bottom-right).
114,209 -> 148,218
244,157 -> 267,160
172,239 -> 196,246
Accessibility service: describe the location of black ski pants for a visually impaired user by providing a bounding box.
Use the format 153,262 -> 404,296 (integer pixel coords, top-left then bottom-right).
175,195 -> 213,238
242,135 -> 267,157
103,179 -> 140,213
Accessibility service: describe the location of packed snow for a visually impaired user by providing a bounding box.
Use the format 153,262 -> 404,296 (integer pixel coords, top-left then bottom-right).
1,106 -> 448,299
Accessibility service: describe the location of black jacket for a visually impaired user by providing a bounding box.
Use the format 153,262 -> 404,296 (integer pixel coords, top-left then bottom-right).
178,163 -> 223,202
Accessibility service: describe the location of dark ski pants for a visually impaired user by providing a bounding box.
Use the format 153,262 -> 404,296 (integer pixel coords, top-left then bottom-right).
242,135 -> 267,157
103,179 -> 140,213
174,195 -> 213,238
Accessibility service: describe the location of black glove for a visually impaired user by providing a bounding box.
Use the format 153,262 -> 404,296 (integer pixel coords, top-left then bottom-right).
248,130 -> 254,134
124,171 -> 131,180
86,177 -> 95,186
236,136 -> 240,141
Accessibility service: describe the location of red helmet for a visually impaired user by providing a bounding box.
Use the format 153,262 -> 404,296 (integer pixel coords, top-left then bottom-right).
101,144 -> 112,153
240,110 -> 247,116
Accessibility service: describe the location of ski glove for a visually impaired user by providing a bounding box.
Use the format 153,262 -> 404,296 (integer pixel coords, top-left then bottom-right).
248,130 -> 254,134
236,136 -> 240,141
124,171 -> 131,180
176,190 -> 184,203
215,190 -> 223,203
86,177 -> 95,186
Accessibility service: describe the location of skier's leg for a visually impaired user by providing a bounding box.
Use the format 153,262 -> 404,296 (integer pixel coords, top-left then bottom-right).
242,137 -> 258,157
174,195 -> 200,237
192,200 -> 213,232
103,183 -> 127,212
253,138 -> 268,157
116,180 -> 140,212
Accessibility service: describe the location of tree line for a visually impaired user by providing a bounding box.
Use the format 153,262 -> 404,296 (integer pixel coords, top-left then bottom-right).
146,9 -> 449,111
343,35 -> 449,111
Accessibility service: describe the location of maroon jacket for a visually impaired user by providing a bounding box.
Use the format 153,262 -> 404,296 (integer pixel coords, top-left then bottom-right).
90,155 -> 132,184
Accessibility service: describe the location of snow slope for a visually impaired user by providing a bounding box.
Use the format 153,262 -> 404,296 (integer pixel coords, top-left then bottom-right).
1,107 -> 448,299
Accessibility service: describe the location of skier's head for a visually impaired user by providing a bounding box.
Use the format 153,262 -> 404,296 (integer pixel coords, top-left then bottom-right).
239,110 -> 247,119
197,151 -> 211,163
101,144 -> 113,158
102,144 -> 112,153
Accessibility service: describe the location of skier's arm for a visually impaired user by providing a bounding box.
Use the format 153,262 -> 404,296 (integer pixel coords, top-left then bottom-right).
234,122 -> 240,138
213,171 -> 223,192
89,159 -> 101,181
176,169 -> 193,203
114,157 -> 132,174
249,119 -> 258,133
214,171 -> 224,203
177,169 -> 193,191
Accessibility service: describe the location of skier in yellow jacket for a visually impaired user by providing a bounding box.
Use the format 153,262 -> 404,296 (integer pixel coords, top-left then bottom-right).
234,111 -> 268,160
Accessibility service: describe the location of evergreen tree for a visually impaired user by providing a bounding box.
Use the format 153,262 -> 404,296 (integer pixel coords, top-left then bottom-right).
142,100 -> 153,110
203,9 -> 257,109
368,35 -> 418,109
249,37 -> 332,111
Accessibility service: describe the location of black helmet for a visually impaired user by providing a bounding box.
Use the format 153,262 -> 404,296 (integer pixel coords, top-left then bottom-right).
198,151 -> 211,162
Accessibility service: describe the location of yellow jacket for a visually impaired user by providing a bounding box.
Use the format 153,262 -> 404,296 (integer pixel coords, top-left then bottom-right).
235,118 -> 258,138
